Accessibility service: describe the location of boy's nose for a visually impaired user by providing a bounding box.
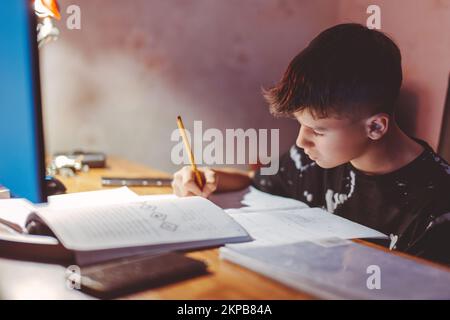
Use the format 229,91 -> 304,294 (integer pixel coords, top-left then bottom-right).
296,127 -> 313,149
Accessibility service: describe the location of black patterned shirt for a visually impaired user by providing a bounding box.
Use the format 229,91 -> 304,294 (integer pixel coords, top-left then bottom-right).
252,138 -> 450,264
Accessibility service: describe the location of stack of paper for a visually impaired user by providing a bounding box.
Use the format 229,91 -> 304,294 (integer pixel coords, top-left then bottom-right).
220,239 -> 450,299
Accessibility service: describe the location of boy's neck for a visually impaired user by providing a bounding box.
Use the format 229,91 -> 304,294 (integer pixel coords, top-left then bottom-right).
350,124 -> 424,176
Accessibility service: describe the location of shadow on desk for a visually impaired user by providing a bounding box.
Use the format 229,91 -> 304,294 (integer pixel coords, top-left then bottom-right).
0,237 -> 73,265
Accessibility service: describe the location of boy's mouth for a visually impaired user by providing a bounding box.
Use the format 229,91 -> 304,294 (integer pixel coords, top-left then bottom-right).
305,150 -> 317,160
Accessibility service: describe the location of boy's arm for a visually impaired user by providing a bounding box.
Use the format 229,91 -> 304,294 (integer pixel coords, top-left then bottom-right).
213,168 -> 254,193
171,166 -> 253,197
172,144 -> 314,199
406,213 -> 450,266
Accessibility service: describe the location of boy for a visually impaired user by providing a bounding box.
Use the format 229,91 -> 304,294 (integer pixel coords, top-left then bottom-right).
172,23 -> 450,264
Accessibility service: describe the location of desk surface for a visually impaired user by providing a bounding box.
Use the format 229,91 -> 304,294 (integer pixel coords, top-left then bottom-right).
57,156 -> 313,299
1,156 -> 448,300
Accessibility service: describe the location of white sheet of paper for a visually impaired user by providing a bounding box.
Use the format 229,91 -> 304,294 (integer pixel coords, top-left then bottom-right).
47,187 -> 139,209
0,199 -> 36,231
0,228 -> 59,245
138,194 -> 178,201
226,207 -> 387,250
225,187 -> 308,213
37,196 -> 250,251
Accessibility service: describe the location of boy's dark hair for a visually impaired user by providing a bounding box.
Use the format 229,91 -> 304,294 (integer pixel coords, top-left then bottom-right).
263,23 -> 402,119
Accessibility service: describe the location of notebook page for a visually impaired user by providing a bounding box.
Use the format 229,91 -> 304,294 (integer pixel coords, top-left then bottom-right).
47,187 -> 138,209
217,186 -> 309,213
240,186 -> 309,211
0,199 -> 36,232
36,196 -> 250,251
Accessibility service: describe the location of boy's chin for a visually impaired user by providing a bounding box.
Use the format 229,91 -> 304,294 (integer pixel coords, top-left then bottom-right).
314,159 -> 345,169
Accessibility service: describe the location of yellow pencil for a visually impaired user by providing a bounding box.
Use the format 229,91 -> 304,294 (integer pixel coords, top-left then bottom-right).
176,116 -> 204,189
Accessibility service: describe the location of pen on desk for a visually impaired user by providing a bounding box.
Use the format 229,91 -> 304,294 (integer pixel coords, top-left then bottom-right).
176,116 -> 204,189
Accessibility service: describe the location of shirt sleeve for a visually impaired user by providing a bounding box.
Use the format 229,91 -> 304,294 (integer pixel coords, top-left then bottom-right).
405,212 -> 450,265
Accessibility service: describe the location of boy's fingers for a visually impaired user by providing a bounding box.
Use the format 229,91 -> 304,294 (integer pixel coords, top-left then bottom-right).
172,167 -> 200,197
180,167 -> 202,195
181,189 -> 195,197
184,180 -> 203,196
202,183 -> 217,198
172,171 -> 181,184
203,168 -> 216,184
174,181 -> 198,197
171,174 -> 179,190
202,168 -> 218,197
172,182 -> 182,197
172,169 -> 184,187
173,166 -> 213,197
181,166 -> 194,184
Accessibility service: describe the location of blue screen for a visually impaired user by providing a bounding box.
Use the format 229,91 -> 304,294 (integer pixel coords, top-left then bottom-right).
0,1 -> 45,203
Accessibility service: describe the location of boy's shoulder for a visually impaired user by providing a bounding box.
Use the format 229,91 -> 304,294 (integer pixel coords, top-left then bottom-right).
284,138 -> 450,184
408,138 -> 450,186
254,140 -> 449,206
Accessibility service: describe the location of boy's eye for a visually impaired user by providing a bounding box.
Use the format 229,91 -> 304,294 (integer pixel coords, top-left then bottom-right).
313,131 -> 324,136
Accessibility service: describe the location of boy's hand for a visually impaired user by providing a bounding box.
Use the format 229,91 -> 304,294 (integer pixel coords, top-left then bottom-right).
172,166 -> 218,198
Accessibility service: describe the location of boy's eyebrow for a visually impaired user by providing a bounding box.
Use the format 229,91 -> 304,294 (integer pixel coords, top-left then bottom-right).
297,119 -> 328,131
304,124 -> 327,131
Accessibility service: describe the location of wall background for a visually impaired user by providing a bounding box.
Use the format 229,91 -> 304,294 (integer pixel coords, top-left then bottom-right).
40,0 -> 450,174
336,0 -> 450,151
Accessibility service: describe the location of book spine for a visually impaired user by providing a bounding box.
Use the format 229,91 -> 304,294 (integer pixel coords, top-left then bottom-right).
0,185 -> 10,199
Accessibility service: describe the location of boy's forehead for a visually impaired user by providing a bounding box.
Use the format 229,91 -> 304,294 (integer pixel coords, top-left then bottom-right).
293,110 -> 353,130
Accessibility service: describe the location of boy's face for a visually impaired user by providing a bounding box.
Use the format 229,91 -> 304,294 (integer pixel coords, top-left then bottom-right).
294,110 -> 370,168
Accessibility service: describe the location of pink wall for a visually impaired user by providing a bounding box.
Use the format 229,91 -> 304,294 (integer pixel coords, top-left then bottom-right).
41,0 -> 338,172
337,0 -> 450,149
40,0 -> 450,173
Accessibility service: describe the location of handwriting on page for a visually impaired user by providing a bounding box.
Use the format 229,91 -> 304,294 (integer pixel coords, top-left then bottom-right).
38,197 -> 247,251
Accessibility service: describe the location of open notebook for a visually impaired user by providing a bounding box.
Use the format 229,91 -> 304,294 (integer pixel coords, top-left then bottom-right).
0,188 -> 251,265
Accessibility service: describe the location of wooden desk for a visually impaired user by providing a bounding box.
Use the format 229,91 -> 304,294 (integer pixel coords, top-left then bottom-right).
56,156 -> 313,299
0,156 -> 447,299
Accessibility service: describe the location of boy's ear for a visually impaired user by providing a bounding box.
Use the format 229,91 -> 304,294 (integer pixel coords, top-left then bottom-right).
365,114 -> 389,140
